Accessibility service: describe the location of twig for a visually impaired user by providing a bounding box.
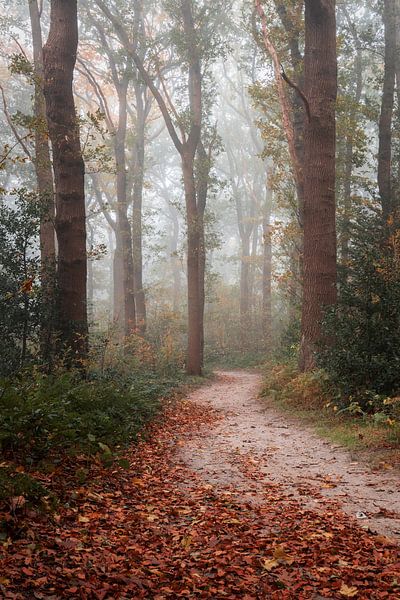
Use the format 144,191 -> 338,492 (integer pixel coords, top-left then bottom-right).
0,84 -> 33,160
280,64 -> 311,122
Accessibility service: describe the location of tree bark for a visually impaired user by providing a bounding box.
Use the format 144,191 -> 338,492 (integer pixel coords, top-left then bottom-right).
28,0 -> 56,268
262,168 -> 273,352
132,80 -> 147,334
28,0 -> 56,360
273,0 -> 305,224
183,151 -> 202,375
114,83 -> 136,338
167,203 -> 181,313
340,7 -> 363,265
299,0 -> 337,371
378,0 -> 396,220
43,0 -> 88,363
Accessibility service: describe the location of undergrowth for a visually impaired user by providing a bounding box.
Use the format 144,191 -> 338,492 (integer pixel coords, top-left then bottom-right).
263,362 -> 400,465
0,356 -> 189,510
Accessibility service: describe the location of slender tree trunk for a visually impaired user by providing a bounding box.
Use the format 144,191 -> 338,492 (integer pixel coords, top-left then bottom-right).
168,204 -> 181,313
249,223 -> 259,313
196,140 -> 211,365
299,0 -> 337,371
341,35 -> 363,262
396,0 -> 400,204
87,223 -> 94,324
107,226 -> 115,321
240,233 -> 251,324
28,0 -> 56,267
378,0 -> 396,220
28,0 -> 56,360
183,152 -> 202,375
43,0 -> 88,363
114,86 -> 136,338
132,83 -> 147,333
274,1 -> 305,225
262,170 -> 273,351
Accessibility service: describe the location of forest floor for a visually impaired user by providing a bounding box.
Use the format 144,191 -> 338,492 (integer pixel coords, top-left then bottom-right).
1,370 -> 400,599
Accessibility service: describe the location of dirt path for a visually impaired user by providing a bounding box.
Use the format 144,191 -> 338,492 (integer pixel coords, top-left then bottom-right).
2,370 -> 400,598
181,370 -> 400,540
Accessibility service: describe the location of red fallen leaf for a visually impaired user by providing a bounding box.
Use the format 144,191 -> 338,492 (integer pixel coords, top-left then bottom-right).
21,567 -> 34,576
0,397 -> 399,599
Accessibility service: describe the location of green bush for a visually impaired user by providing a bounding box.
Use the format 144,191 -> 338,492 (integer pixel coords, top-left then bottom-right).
0,368 -> 179,464
318,210 -> 400,410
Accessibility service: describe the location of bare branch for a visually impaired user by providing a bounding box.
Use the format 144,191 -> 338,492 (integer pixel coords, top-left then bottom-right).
253,0 -> 303,193
0,84 -> 33,160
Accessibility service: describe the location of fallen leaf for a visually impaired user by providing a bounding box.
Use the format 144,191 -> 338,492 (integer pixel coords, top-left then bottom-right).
340,584 -> 358,597
263,558 -> 279,571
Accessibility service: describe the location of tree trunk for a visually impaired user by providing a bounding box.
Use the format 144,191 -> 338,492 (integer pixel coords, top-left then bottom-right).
132,83 -> 147,333
240,233 -> 251,335
299,0 -> 337,371
183,152 -> 202,376
168,204 -> 181,313
262,170 -> 273,352
114,87 -> 136,339
28,0 -> 57,361
249,222 -> 259,314
378,0 -> 396,220
274,0 -> 305,224
43,0 -> 88,363
87,223 -> 94,324
28,0 -> 56,268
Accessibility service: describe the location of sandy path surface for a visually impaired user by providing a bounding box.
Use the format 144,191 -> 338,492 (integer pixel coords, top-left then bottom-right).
180,370 -> 400,541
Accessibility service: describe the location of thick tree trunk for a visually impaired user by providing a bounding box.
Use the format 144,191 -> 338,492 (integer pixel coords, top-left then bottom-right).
43,0 -> 88,363
378,0 -> 396,220
132,84 -> 147,333
299,0 -> 337,371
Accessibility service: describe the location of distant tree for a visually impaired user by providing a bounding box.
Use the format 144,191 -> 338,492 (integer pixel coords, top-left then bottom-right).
43,0 -> 88,363
95,0 -> 227,375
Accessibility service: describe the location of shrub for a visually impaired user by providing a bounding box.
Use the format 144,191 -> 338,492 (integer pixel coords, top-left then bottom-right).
318,209 -> 400,410
0,368 -> 177,464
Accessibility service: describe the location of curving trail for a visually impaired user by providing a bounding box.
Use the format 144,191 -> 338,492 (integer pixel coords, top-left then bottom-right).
181,370 -> 400,540
1,370 -> 400,599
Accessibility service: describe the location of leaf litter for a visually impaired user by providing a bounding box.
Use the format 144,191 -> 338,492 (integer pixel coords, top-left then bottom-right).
0,374 -> 399,599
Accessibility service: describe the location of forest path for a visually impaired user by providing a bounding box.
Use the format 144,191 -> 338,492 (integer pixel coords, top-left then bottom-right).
3,370 -> 400,598
181,370 -> 400,540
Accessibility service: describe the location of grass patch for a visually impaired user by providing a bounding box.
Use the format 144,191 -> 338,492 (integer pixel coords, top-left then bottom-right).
262,363 -> 400,468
